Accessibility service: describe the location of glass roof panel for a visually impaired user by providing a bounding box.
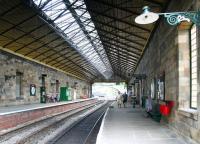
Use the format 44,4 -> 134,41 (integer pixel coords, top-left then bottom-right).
89,32 -> 98,38
66,26 -> 80,36
43,0 -> 63,10
33,0 -> 48,6
33,0 -> 113,79
80,15 -> 89,22
72,34 -> 86,43
88,22 -> 95,28
55,12 -> 73,24
54,11 -> 72,23
85,25 -> 93,32
77,41 -> 89,48
75,9 -> 85,16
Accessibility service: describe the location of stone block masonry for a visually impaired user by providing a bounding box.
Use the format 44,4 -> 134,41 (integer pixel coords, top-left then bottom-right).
0,51 -> 91,106
133,0 -> 200,143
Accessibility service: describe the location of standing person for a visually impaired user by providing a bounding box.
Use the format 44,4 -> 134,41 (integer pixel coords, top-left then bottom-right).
127,90 -> 132,102
123,92 -> 128,108
145,95 -> 152,116
116,91 -> 123,108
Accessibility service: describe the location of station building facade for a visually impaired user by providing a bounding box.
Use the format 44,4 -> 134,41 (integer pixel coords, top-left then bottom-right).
0,51 -> 91,106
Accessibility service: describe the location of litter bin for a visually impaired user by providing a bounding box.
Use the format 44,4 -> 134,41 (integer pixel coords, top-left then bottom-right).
142,96 -> 147,108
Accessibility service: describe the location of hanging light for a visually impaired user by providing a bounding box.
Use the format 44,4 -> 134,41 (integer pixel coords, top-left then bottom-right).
135,6 -> 200,26
135,6 -> 159,24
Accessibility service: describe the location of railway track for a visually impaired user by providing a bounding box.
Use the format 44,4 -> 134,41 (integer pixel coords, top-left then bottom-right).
0,101 -> 105,144
83,112 -> 104,144
50,101 -> 112,144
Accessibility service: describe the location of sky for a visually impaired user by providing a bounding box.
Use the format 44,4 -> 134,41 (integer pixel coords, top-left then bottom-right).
92,82 -> 127,100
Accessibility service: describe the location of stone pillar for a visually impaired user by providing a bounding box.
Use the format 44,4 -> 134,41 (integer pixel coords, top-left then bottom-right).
195,0 -> 200,129
89,83 -> 93,98
177,30 -> 190,109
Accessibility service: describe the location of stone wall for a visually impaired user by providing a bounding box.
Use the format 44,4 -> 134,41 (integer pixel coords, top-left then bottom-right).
133,0 -> 200,143
0,51 -> 91,106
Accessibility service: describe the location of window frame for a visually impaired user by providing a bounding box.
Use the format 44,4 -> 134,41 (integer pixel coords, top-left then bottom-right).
189,24 -> 197,109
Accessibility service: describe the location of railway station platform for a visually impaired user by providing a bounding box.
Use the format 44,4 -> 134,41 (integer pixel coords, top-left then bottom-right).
0,98 -> 97,133
96,102 -> 191,144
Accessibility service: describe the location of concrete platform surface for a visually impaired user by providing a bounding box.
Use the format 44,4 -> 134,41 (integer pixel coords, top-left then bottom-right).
96,102 -> 187,144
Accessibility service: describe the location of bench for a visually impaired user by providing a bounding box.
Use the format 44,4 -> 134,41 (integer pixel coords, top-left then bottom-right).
148,103 -> 161,122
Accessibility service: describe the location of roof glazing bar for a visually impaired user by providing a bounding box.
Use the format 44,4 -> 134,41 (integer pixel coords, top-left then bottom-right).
31,0 -> 113,79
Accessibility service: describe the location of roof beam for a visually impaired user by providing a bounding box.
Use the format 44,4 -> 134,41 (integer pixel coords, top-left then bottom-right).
80,13 -> 146,45
23,0 -> 100,77
100,39 -> 141,56
61,67 -> 91,80
91,19 -> 146,43
112,61 -> 135,70
3,24 -> 45,48
95,26 -> 144,47
109,54 -> 136,65
84,0 -> 130,21
53,0 -> 79,21
48,48 -> 97,76
39,0 -> 52,9
144,0 -> 164,6
100,35 -> 142,51
0,2 -> 22,17
105,45 -> 139,61
63,0 -> 108,68
112,64 -> 133,72
89,33 -> 142,55
91,0 -> 140,15
59,64 -> 86,75
0,14 -> 67,55
33,41 -> 97,77
15,30 -> 56,53
0,14 -> 37,35
111,61 -> 134,71
45,49 -> 75,64
107,51 -> 137,64
58,61 -> 94,79
32,41 -> 66,59
56,60 -> 93,78
86,8 -> 151,32
111,58 -> 135,67
36,47 -> 68,61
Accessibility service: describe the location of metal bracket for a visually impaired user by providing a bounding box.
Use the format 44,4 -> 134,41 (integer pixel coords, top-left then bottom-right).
163,11 -> 200,25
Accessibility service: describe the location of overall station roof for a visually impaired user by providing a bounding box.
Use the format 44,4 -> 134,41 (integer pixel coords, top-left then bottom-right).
0,0 -> 169,82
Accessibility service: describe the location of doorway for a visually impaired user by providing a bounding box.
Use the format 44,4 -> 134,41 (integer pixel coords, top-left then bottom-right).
16,72 -> 23,99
